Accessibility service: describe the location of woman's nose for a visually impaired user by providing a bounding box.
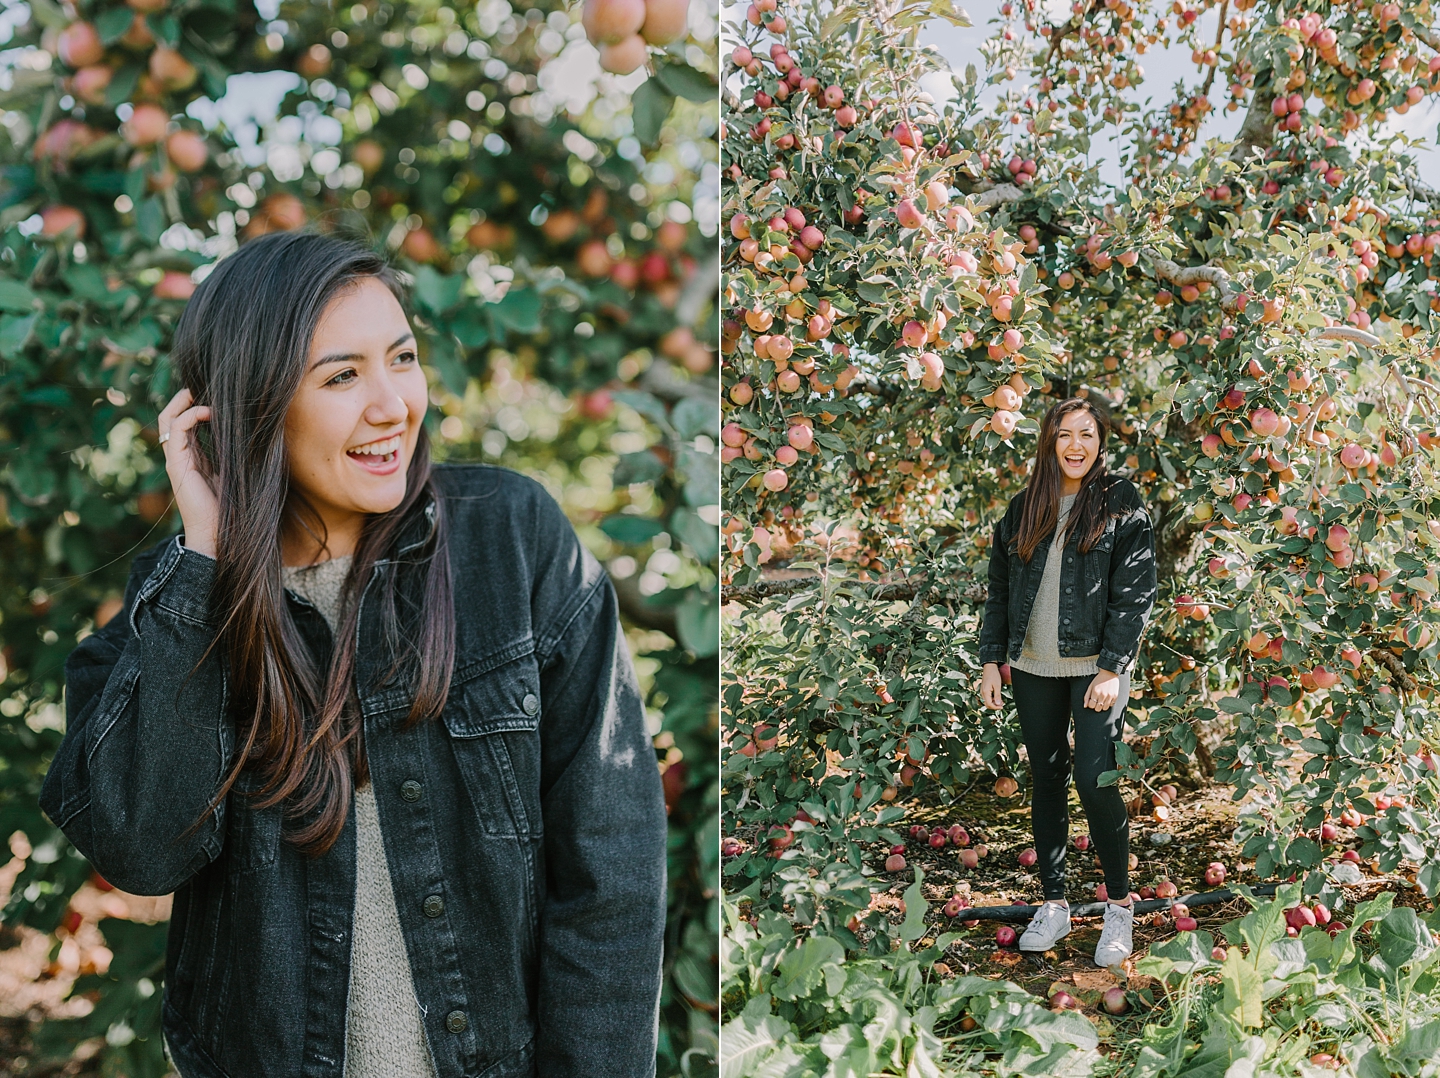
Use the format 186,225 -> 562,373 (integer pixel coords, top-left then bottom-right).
366,383 -> 409,425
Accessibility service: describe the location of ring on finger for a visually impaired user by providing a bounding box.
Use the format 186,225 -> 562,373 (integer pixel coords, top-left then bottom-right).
158,431 -> 172,445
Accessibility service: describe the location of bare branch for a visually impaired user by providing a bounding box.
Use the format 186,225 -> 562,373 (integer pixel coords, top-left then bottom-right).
971,183 -> 1026,210
1146,250 -> 1241,311
1412,23 -> 1440,54
1317,326 -> 1382,347
1368,648 -> 1418,692
1229,87 -> 1276,165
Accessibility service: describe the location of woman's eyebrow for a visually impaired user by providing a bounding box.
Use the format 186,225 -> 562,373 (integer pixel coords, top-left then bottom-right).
310,332 -> 416,370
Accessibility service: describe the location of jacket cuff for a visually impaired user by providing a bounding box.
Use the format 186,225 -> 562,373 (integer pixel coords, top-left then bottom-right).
128,535 -> 218,633
979,649 -> 1008,666
1097,650 -> 1132,675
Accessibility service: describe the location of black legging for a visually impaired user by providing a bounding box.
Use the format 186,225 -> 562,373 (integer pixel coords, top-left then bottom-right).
1009,667 -> 1131,902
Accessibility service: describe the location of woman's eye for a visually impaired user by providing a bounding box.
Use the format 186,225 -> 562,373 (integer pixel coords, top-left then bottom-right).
394,350 -> 417,365
326,368 -> 357,386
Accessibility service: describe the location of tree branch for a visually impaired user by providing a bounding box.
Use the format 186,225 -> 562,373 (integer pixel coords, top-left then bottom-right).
971,183 -> 1026,210
1316,326 -> 1381,347
1368,648 -> 1418,692
1146,250 -> 1241,311
1229,87 -> 1276,165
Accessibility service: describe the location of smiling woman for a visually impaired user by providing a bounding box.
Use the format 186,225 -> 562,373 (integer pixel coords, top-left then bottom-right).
38,231 -> 668,1078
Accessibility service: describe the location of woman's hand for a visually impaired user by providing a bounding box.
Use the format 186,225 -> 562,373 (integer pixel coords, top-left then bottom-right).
1084,669 -> 1121,711
158,387 -> 218,558
980,663 -> 1005,710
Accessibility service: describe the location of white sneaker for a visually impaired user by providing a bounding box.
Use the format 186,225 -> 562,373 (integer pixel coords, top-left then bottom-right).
1095,901 -> 1134,966
1019,900 -> 1071,951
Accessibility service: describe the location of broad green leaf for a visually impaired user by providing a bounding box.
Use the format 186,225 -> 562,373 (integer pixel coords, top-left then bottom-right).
600,514 -> 664,545
899,865 -> 927,942
654,61 -> 717,103
0,279 -> 37,312
1219,947 -> 1264,1029
632,79 -> 675,146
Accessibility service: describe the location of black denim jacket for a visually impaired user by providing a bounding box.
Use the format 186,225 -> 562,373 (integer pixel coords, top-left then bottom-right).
40,463 -> 667,1078
978,475 -> 1157,676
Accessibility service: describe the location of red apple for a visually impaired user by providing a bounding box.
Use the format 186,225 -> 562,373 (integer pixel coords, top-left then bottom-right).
996,925 -> 1017,947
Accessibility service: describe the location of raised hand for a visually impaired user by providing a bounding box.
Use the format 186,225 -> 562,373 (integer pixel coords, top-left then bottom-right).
157,387 -> 218,558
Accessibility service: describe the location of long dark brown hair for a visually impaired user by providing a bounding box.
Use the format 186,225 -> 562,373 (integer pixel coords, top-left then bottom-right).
171,230 -> 455,857
1013,397 -> 1116,562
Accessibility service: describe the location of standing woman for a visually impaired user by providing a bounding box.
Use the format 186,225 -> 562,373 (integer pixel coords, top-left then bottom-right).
40,231 -> 667,1077
976,397 -> 1157,966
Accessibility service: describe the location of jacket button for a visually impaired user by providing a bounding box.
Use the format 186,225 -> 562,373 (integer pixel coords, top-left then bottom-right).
423,894 -> 445,918
400,780 -> 422,802
1063,617 -> 1071,624
1065,587 -> 1073,594
446,1010 -> 467,1034
522,693 -> 539,716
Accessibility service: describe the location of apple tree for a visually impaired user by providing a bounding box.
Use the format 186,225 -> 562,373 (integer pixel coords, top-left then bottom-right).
720,0 -> 1440,959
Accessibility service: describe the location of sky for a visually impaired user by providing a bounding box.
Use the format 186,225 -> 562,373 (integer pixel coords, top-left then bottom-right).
917,0 -> 1440,189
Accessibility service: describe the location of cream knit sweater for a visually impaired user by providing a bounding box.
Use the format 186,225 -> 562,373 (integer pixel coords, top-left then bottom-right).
1009,493 -> 1101,678
282,556 -> 438,1078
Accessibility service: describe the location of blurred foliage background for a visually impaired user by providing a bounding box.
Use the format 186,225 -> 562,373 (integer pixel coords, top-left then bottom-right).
0,0 -> 718,1072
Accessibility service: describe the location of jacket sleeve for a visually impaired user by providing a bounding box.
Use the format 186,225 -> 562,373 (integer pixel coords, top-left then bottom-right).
1097,497 -> 1158,675
977,500 -> 1014,667
39,535 -> 232,896
529,494 -> 667,1078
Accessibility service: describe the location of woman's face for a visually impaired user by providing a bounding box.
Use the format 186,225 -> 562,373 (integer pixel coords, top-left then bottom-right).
284,276 -> 428,532
1054,409 -> 1100,482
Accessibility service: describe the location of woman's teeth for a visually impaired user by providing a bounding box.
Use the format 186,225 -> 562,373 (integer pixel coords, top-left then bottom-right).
348,435 -> 401,462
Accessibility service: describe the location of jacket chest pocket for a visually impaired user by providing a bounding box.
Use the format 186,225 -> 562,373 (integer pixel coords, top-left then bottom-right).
1075,523 -> 1118,613
441,651 -> 544,839
225,769 -> 282,874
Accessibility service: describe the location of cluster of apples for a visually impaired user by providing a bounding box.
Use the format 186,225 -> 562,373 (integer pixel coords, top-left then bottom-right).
1125,782 -> 1179,821
1285,901 -> 1344,938
36,12 -> 212,256
581,0 -> 689,75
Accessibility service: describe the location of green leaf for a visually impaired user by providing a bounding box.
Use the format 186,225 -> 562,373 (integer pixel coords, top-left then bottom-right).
632,78 -> 676,147
96,5 -> 135,43
106,63 -> 142,106
613,450 -> 666,486
899,865 -> 928,942
413,265 -> 466,314
0,279 -> 36,313
423,332 -> 470,395
1376,907 -> 1433,968
672,396 -> 717,439
1219,947 -> 1264,1029
771,934 -> 845,1000
135,196 -> 166,244
676,590 -> 718,657
600,514 -> 665,545
491,288 -> 541,335
654,61 -> 717,103
0,312 -> 36,357
671,506 -> 719,563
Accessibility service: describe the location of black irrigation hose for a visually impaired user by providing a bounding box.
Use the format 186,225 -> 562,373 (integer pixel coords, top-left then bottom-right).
955,884 -> 1284,924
